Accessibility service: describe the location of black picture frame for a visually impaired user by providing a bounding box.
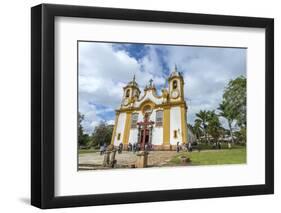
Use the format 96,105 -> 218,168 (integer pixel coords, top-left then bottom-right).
31,3 -> 274,209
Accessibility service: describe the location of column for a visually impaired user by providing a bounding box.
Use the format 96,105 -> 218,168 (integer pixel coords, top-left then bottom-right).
122,112 -> 132,149
163,106 -> 170,150
110,112 -> 119,145
180,105 -> 187,144
149,126 -> 153,144
137,126 -> 141,144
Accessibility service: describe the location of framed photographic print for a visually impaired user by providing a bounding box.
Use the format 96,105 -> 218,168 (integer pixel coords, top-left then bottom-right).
31,4 -> 274,209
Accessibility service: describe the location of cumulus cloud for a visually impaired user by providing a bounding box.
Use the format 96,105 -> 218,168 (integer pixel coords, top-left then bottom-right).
78,42 -> 166,133
159,45 -> 246,124
79,42 -> 246,133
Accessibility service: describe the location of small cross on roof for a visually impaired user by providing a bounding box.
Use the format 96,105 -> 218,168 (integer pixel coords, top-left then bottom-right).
149,79 -> 153,86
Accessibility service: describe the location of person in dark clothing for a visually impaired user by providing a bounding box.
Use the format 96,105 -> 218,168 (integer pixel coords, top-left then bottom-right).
118,143 -> 123,154
176,142 -> 180,153
132,143 -> 136,153
188,142 -> 192,152
128,143 -> 132,151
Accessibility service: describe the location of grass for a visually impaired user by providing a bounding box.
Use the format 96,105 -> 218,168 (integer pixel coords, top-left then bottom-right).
79,144 -> 247,166
198,143 -> 246,150
169,147 -> 246,166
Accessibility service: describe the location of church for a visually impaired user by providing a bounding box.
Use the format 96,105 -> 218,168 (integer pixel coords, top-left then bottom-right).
111,66 -> 188,150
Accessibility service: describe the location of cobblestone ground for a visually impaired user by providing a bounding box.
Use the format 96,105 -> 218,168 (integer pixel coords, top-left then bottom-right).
79,151 -> 179,170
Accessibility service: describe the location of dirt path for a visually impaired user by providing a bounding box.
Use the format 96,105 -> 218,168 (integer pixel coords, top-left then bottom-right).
79,151 -> 179,170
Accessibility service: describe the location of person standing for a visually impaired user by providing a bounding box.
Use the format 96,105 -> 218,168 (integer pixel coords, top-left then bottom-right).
118,143 -> 123,154
176,142 -> 180,153
188,142 -> 192,152
132,143 -> 136,153
99,143 -> 105,155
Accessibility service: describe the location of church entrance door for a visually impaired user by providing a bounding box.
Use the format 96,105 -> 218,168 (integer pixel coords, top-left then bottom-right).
140,129 -> 150,146
137,113 -> 154,151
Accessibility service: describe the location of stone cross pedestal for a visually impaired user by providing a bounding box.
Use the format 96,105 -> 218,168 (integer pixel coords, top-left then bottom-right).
103,151 -> 110,166
135,151 -> 149,168
103,145 -> 117,168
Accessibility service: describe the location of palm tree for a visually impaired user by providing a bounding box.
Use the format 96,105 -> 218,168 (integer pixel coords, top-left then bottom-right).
193,121 -> 203,142
207,111 -> 221,144
187,123 -> 199,143
195,110 -> 210,143
218,100 -> 235,144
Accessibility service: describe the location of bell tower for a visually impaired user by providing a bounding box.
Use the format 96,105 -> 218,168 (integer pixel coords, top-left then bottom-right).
122,75 -> 141,107
168,65 -> 184,102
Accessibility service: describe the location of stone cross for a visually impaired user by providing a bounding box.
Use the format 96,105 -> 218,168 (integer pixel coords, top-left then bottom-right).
149,79 -> 153,87
137,114 -> 154,151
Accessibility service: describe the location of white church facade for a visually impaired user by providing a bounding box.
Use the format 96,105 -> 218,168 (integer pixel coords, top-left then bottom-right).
111,67 -> 188,150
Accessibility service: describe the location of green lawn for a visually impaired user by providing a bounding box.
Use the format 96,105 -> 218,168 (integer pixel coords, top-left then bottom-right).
169,147 -> 246,166
79,145 -> 246,166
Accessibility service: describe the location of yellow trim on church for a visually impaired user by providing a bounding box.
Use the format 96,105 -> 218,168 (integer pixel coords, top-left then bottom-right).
180,105 -> 187,144
111,66 -> 188,150
163,106 -> 170,145
110,112 -> 119,144
117,101 -> 186,113
122,112 -> 132,145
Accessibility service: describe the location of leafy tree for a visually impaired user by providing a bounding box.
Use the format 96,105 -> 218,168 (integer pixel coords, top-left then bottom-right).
78,112 -> 91,147
218,100 -> 235,144
222,76 -> 247,143
207,111 -> 221,144
223,76 -> 246,128
234,127 -> 246,144
190,122 -> 203,142
91,121 -> 114,148
195,110 -> 210,143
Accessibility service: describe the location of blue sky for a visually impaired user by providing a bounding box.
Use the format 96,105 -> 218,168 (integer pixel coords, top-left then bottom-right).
79,41 -> 246,134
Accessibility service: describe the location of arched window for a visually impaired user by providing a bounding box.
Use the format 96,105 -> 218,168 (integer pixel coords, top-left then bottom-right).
134,90 -> 139,97
173,80 -> 178,89
131,113 -> 139,128
126,89 -> 130,98
156,110 -> 163,127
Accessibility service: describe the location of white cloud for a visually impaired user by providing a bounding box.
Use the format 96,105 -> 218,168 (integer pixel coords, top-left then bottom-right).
107,120 -> 115,125
79,42 -> 246,133
79,42 -> 166,133
160,45 -> 246,124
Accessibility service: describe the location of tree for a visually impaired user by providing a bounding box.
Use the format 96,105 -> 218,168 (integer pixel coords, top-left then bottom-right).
91,121 -> 113,147
223,76 -> 246,128
78,112 -> 91,147
218,100 -> 235,144
234,127 -> 246,144
188,122 -> 203,141
222,76 -> 247,143
195,110 -> 210,143
207,111 -> 221,144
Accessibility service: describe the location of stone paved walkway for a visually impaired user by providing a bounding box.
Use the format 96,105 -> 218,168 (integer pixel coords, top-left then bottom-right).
79,151 -> 179,170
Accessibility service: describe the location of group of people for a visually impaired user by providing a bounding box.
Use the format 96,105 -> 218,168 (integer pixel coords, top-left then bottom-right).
100,142 -> 198,155
176,142 -> 200,153
99,142 -> 154,155
128,142 -> 153,152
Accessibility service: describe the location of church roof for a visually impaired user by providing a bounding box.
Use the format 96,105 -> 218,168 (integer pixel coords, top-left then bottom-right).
144,79 -> 156,91
127,80 -> 138,87
124,75 -> 139,88
169,65 -> 183,79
